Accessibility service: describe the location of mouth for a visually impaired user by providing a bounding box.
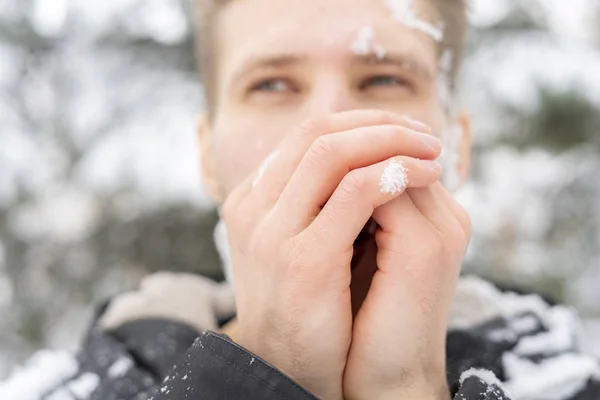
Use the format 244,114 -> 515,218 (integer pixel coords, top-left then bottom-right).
351,218 -> 378,270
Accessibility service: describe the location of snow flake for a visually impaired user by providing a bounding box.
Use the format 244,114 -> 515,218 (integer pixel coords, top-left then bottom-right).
385,0 -> 444,42
67,373 -> 99,399
349,26 -> 388,60
459,368 -> 505,390
513,306 -> 576,356
351,26 -> 375,56
503,352 -> 600,400
379,160 -> 409,195
108,357 -> 134,379
46,388 -> 76,400
0,350 -> 78,400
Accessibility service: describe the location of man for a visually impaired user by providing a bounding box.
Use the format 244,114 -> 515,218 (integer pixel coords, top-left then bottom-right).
3,0 -> 600,399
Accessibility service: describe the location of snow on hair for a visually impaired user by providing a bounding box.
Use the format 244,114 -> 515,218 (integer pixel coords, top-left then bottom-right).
385,0 -> 444,42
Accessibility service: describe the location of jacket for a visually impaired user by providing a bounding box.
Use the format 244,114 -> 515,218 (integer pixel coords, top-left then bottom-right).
2,275 -> 599,400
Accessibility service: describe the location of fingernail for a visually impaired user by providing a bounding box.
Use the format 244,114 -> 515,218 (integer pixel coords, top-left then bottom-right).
421,134 -> 442,151
422,160 -> 442,173
405,116 -> 432,133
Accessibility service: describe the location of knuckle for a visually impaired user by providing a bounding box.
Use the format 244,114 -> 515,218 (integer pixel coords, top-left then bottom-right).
382,125 -> 406,141
339,170 -> 368,200
370,109 -> 394,125
390,124 -> 409,136
306,135 -> 337,164
298,115 -> 327,136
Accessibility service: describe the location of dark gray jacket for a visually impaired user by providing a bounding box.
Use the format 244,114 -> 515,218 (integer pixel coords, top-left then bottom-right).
5,276 -> 600,400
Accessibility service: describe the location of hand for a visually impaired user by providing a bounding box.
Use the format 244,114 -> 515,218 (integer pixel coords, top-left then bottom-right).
223,110 -> 443,400
99,272 -> 235,333
343,183 -> 471,400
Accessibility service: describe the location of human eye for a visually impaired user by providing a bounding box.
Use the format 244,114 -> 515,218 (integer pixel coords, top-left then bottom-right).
360,75 -> 412,90
249,78 -> 295,93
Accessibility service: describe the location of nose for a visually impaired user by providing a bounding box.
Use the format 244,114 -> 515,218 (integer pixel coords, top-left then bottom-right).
303,73 -> 357,117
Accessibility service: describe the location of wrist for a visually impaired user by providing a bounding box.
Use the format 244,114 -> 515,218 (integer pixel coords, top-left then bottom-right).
380,383 -> 451,400
347,378 -> 451,400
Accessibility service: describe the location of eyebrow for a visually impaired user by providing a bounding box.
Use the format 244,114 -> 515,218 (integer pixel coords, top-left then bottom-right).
231,54 -> 308,85
231,51 -> 433,85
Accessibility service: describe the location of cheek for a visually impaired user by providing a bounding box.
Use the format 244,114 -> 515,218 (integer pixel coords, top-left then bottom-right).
212,123 -> 282,195
215,135 -> 259,193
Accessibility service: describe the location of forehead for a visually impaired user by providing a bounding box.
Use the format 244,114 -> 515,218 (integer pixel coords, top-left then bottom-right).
216,0 -> 439,76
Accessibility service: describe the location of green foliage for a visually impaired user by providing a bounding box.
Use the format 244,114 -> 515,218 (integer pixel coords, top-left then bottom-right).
522,88 -> 600,151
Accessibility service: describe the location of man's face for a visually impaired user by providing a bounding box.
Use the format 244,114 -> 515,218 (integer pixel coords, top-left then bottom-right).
203,0 -> 455,198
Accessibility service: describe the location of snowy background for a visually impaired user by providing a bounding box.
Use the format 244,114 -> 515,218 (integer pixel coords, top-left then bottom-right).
1,0 -> 599,378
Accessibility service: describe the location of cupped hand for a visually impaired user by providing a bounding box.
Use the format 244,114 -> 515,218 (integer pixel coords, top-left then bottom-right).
343,182 -> 471,400
223,110 -> 443,399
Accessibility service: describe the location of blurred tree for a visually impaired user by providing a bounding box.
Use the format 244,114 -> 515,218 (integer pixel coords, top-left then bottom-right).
461,0 -> 600,314
499,88 -> 600,151
0,0 -> 222,376
2,0 -> 600,378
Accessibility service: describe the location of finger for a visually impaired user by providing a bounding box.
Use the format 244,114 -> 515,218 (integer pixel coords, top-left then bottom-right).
299,109 -> 432,136
371,193 -> 431,275
369,191 -> 456,327
226,110 -> 421,209
367,185 -> 465,337
359,192 -> 455,356
398,184 -> 466,285
406,183 -> 462,236
272,125 -> 442,232
434,184 -> 472,239
300,156 -> 442,255
371,186 -> 451,278
230,110 -> 434,219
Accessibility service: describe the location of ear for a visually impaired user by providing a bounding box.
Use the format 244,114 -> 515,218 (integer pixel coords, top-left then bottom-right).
455,111 -> 472,188
197,114 -> 224,204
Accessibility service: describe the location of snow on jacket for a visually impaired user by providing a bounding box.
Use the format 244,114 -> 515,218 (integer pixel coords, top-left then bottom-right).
1,275 -> 599,400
